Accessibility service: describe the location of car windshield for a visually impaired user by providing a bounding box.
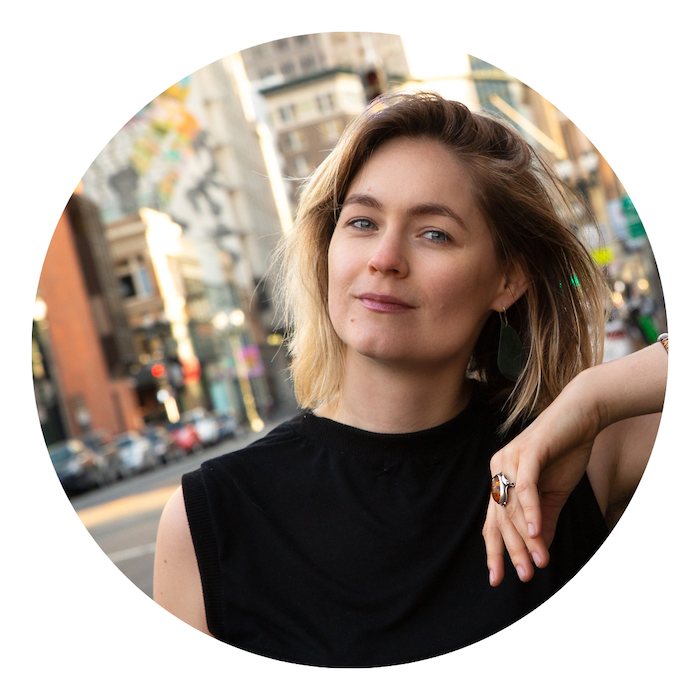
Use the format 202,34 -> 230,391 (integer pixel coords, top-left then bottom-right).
49,445 -> 72,463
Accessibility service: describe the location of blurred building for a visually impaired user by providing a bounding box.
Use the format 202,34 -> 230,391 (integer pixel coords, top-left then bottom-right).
104,207 -> 275,428
239,33 -> 411,206
79,60 -> 297,425
241,32 -> 409,89
465,56 -> 666,343
35,193 -> 143,443
104,210 -> 199,422
258,69 -> 368,200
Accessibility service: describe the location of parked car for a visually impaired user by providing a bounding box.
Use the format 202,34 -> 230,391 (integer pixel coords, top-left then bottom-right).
212,408 -> 240,441
81,430 -> 129,481
181,408 -> 219,446
168,420 -> 203,454
113,431 -> 157,474
603,317 -> 637,362
48,439 -> 109,495
143,424 -> 182,464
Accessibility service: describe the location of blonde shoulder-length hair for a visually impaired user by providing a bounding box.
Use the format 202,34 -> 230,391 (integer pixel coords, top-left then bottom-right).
276,90 -> 608,432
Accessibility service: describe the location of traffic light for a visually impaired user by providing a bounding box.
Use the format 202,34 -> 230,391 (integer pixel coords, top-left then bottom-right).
363,68 -> 383,102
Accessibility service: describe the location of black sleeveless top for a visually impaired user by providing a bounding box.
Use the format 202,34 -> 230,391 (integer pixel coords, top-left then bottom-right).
182,393 -> 608,667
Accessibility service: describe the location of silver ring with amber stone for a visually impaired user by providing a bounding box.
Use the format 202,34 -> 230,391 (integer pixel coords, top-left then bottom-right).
491,472 -> 516,507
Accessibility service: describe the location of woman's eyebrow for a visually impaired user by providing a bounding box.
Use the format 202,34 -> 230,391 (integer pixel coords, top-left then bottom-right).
407,203 -> 467,230
342,195 -> 466,229
343,193 -> 383,210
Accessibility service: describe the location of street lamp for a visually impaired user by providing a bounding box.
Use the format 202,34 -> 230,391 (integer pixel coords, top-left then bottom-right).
213,309 -> 265,433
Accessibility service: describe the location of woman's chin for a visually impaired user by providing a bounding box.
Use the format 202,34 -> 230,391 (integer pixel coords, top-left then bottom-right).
351,342 -> 431,368
347,339 -> 412,364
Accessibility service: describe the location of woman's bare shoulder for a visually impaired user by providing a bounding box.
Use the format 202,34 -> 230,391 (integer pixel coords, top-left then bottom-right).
153,486 -> 212,636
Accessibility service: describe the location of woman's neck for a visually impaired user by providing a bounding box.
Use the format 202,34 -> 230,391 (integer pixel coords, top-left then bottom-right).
315,352 -> 472,433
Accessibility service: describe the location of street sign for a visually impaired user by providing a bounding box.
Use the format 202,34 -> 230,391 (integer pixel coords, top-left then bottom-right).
621,195 -> 646,239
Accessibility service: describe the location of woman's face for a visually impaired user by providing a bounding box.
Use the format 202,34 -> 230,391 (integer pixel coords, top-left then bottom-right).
327,137 -> 518,372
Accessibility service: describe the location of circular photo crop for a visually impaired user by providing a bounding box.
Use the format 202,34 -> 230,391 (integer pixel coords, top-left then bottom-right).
33,32 -> 666,668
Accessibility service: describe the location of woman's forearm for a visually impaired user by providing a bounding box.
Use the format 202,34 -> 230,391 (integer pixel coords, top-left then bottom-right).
576,340 -> 667,430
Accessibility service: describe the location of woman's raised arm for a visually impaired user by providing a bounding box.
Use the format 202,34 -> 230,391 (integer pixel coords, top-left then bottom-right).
483,339 -> 668,586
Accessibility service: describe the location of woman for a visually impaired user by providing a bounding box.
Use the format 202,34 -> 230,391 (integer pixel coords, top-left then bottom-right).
153,91 -> 666,666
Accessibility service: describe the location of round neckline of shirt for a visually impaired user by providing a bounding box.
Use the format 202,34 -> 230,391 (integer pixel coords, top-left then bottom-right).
291,391 -> 483,457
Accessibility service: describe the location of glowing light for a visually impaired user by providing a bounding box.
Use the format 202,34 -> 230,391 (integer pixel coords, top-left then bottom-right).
251,417 -> 265,433
212,312 -> 229,330
151,364 -> 165,378
613,280 -> 626,293
33,298 -> 47,321
637,278 -> 649,291
612,291 -> 624,307
164,396 -> 180,423
230,309 -> 245,327
267,333 -> 284,346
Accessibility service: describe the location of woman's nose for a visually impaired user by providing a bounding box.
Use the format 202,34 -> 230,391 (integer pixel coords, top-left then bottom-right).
367,230 -> 408,277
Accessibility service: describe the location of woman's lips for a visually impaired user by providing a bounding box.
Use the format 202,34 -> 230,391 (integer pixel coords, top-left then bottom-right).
356,294 -> 415,312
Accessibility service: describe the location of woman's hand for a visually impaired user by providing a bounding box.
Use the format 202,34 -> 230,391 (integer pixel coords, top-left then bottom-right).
483,378 -> 601,586
483,341 -> 667,586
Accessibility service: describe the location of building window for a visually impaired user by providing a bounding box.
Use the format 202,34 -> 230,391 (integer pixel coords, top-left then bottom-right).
119,274 -> 137,298
278,104 -> 296,123
280,61 -> 295,78
135,265 -> 152,296
300,55 -> 316,72
317,93 -> 335,113
117,259 -> 152,299
282,130 -> 306,152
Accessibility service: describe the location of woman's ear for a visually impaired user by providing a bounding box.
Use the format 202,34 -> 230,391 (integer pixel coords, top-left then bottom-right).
493,264 -> 529,312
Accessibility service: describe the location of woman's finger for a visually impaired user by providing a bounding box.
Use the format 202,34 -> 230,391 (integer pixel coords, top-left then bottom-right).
483,501 -> 505,587
491,449 -> 546,554
503,492 -> 550,570
512,464 -> 543,541
494,502 -> 535,583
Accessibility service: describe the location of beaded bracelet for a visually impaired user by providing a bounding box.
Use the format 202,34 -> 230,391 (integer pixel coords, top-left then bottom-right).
657,333 -> 669,353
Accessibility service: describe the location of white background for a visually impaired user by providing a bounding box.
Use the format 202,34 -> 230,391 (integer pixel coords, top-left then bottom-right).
2,1 -> 697,697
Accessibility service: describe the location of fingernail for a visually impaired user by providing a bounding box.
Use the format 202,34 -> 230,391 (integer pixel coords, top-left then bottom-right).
516,565 -> 527,581
528,523 -> 536,538
489,569 -> 495,586
532,551 -> 542,567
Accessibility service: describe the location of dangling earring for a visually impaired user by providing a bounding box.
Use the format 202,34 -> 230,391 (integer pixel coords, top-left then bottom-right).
497,307 -> 526,382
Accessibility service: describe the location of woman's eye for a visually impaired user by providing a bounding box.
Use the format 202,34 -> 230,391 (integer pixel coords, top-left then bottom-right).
349,218 -> 376,230
422,230 -> 448,242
